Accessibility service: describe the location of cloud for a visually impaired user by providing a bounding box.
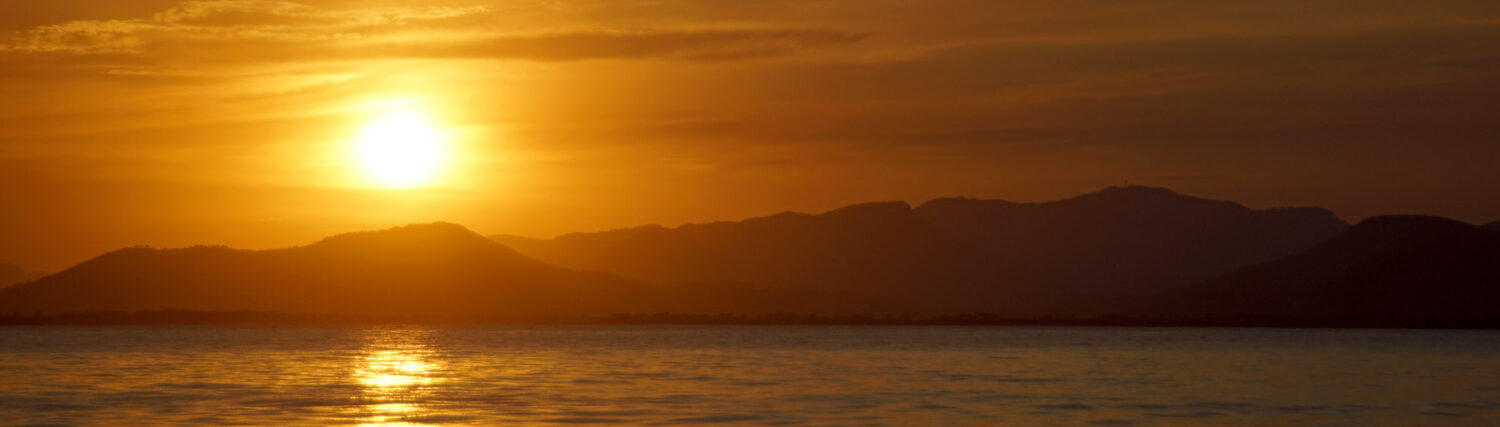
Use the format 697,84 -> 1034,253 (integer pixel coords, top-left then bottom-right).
150,0 -> 314,24
392,29 -> 867,61
4,0 -> 488,54
1,0 -> 864,63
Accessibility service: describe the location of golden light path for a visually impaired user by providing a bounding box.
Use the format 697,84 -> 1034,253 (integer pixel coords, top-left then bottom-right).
352,106 -> 449,188
356,329 -> 443,427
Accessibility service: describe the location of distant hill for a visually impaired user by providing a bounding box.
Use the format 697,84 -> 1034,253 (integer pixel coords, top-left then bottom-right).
0,223 -> 892,317
1485,220 -> 1500,232
494,186 -> 1350,314
0,263 -> 43,289
1097,216 -> 1500,320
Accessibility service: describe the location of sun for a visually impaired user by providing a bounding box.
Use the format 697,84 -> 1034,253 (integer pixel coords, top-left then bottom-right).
353,108 -> 448,188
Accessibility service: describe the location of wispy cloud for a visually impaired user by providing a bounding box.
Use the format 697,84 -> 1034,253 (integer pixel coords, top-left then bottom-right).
5,0 -> 486,54
2,0 -> 863,63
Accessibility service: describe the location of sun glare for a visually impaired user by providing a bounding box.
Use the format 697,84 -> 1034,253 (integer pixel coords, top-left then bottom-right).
353,108 -> 447,188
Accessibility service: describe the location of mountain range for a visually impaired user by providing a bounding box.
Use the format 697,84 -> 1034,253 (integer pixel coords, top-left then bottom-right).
0,223 -> 892,317
495,186 -> 1350,314
2,186 -> 1496,324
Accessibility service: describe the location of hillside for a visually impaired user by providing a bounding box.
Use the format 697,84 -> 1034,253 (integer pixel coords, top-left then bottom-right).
1098,216 -> 1500,319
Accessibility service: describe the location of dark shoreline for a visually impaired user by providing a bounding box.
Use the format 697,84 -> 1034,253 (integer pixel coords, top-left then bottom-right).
2,310 -> 1497,329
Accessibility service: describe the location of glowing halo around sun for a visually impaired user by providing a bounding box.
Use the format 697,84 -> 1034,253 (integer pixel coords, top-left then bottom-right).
352,107 -> 449,188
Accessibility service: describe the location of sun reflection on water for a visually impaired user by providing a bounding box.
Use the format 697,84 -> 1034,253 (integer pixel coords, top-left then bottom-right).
354,329 -> 443,426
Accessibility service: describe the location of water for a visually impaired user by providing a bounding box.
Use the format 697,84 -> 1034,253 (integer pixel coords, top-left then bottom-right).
1,326 -> 1497,426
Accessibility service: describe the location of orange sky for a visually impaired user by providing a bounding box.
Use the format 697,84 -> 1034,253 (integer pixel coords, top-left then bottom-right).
3,0 -> 1500,271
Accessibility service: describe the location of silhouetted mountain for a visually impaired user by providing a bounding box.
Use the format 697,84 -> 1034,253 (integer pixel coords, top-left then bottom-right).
502,202 -> 981,311
493,224 -> 669,270
1098,216 -> 1500,319
914,186 -> 1350,310
494,186 -> 1349,314
0,223 -> 890,317
0,263 -> 43,289
1485,220 -> 1500,232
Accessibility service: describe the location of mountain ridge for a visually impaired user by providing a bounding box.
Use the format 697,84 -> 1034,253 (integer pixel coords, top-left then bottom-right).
0,222 -> 897,317
493,186 -> 1351,314
0,223 -> 620,316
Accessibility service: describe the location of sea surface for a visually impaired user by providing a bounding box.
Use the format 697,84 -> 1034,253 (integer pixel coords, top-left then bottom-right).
1,326 -> 1498,426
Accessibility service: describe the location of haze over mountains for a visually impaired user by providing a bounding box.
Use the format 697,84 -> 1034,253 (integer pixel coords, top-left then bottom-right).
495,186 -> 1350,314
2,186 -> 1497,324
0,263 -> 43,289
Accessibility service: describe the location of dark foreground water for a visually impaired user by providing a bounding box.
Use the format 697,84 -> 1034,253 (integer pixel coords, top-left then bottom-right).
1,326 -> 1498,426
